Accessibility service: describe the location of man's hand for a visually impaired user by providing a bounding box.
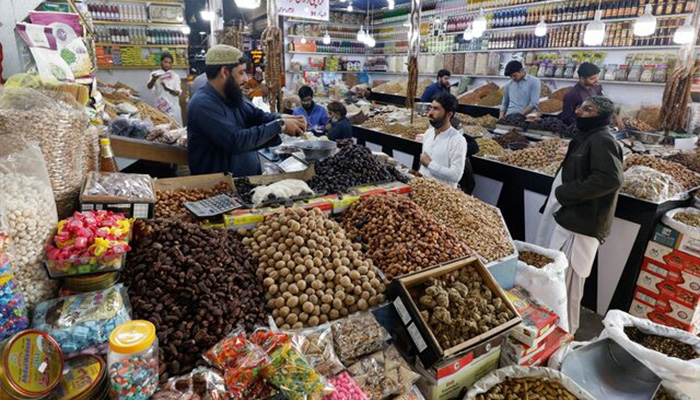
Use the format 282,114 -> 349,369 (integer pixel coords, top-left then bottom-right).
283,118 -> 305,136
499,111 -> 505,119
282,115 -> 307,132
420,152 -> 432,167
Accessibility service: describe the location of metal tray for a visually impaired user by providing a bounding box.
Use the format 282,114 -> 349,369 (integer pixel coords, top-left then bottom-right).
561,338 -> 661,400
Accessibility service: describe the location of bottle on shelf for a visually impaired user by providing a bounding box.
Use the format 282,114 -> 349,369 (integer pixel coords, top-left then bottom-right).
99,138 -> 119,173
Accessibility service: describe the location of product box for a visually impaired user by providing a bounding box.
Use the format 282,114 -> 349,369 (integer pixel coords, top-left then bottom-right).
328,193 -> 361,215
501,326 -> 572,367
641,249 -> 700,296
415,346 -> 502,400
388,256 -> 521,368
652,222 -> 700,259
505,286 -> 559,347
80,172 -> 156,219
630,286 -> 700,334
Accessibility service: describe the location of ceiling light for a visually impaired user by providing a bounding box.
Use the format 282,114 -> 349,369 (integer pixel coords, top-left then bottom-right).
473,8 -> 487,35
357,25 -> 366,42
323,30 -> 331,44
674,18 -> 695,44
347,4 -> 353,12
300,37 -> 307,44
234,0 -> 261,9
434,16 -> 441,24
200,10 -> 214,21
535,19 -> 547,37
388,0 -> 394,10
633,4 -> 656,37
365,35 -> 375,47
463,26 -> 473,41
181,26 -> 191,35
584,10 -> 605,46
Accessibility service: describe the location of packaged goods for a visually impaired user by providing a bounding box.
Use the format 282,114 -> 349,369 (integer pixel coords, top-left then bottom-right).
331,312 -> 390,365
346,346 -> 420,400
0,329 -> 64,399
624,155 -> 700,191
342,194 -> 473,278
243,207 -> 385,328
108,320 -> 159,400
152,368 -> 229,400
32,284 -> 132,354
466,366 -> 596,400
82,172 -> 155,202
324,372 -> 368,400
409,178 -> 514,263
52,354 -> 109,400
622,166 -> 685,202
123,219 -> 266,381
292,324 -> 345,377
266,343 -> 334,400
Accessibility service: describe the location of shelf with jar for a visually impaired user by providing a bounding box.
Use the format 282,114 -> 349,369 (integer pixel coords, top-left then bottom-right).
87,1 -> 185,26
287,38 -> 368,55
96,45 -> 187,68
94,26 -> 188,46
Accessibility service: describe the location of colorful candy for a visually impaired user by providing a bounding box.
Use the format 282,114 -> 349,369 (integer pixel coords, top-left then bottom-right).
108,321 -> 159,400
0,225 -> 28,342
324,372 -> 368,400
266,343 -> 333,400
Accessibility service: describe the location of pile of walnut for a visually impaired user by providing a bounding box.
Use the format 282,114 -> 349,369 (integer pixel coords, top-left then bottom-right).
409,178 -> 514,263
474,377 -> 580,400
414,266 -> 515,350
496,138 -> 566,172
342,194 -> 473,279
242,207 -> 385,329
624,155 -> 700,191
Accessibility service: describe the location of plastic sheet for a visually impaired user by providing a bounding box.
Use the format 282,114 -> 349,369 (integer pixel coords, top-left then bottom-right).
82,172 -> 155,202
465,366 -> 596,400
153,367 -> 231,400
621,166 -> 685,203
346,346 -> 420,400
32,284 -> 132,354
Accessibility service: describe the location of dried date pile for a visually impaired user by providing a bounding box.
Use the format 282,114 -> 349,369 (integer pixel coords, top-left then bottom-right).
474,377 -> 580,400
413,266 -> 515,350
494,130 -> 529,149
624,155 -> 700,191
664,152 -> 700,174
624,327 -> 699,360
234,177 -> 258,205
528,117 -> 570,135
242,207 -> 385,328
155,182 -> 233,219
409,178 -> 514,263
672,211 -> 700,228
496,114 -> 529,129
518,251 -> 554,269
123,219 -> 266,381
342,194 -> 473,279
308,144 -> 407,194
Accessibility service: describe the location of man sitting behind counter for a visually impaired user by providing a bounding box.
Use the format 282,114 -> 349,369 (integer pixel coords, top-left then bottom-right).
187,45 -> 306,177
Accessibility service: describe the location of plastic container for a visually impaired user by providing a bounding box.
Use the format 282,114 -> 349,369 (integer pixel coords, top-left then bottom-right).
107,321 -> 159,400
44,253 -> 126,279
62,272 -> 120,293
653,65 -> 668,83
52,355 -> 109,400
615,65 -> 630,81
0,330 -> 64,399
628,65 -> 642,82
640,65 -> 655,82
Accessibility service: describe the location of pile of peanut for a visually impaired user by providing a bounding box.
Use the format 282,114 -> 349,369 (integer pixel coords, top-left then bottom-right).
496,138 -> 566,171
409,178 -> 514,263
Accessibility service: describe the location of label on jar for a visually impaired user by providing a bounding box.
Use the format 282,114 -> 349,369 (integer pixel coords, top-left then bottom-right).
53,355 -> 105,400
2,330 -> 63,396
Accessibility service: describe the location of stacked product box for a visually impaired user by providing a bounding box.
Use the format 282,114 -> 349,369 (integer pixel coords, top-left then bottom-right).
501,286 -> 573,367
628,224 -> 700,334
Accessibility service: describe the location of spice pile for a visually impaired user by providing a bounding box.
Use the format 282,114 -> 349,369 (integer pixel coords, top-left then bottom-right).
308,144 -> 407,194
123,219 -> 266,381
474,377 -> 579,400
155,183 -> 233,219
476,89 -> 504,107
409,178 -> 514,263
475,138 -> 508,158
413,265 -> 515,349
342,194 -> 473,279
494,130 -> 529,149
548,86 -> 573,101
496,138 -> 566,171
624,327 -> 699,360
624,155 -> 700,191
242,207 -> 385,328
518,251 -> 554,269
672,211 -> 700,228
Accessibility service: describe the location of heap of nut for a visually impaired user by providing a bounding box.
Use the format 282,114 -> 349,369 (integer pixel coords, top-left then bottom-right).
242,207 -> 386,329
518,251 -> 554,269
626,118 -> 658,133
475,138 -> 507,158
664,152 -> 700,173
624,327 -> 699,361
409,178 -> 515,263
342,194 -> 473,279
624,155 -> 700,191
361,115 -> 390,130
494,129 -> 529,148
672,211 -> 700,228
458,114 -> 498,130
381,122 -> 426,140
497,138 -> 567,171
474,377 -> 580,400
414,266 -> 515,350
462,125 -> 489,137
155,183 -> 232,219
123,219 -> 266,381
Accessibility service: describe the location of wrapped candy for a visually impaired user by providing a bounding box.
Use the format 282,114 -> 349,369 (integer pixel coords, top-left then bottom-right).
266,343 -> 334,400
0,225 -> 29,341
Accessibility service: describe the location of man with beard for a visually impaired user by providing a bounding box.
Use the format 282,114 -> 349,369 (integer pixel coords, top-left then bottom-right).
293,86 -> 329,135
536,96 -> 623,333
147,52 -> 183,125
187,45 -> 306,176
419,92 -> 467,188
560,63 -> 603,125
420,69 -> 452,102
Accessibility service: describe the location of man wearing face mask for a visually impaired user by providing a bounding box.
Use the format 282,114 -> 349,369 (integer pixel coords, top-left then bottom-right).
535,96 -> 623,334
187,45 -> 306,176
325,101 -> 353,141
560,63 -> 603,125
293,86 -> 329,135
419,92 -> 467,188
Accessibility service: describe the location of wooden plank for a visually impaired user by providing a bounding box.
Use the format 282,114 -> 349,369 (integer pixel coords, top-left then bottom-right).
110,136 -> 188,165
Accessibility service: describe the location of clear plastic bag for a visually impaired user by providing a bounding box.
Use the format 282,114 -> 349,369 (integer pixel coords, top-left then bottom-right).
0,210 -> 29,341
346,346 -> 420,400
0,136 -> 58,309
82,171 -> 156,202
31,284 -> 132,355
662,208 -> 700,237
324,372 -> 368,400
621,166 -> 685,203
152,367 -> 231,400
291,324 -> 345,377
266,342 -> 335,400
331,312 -> 390,365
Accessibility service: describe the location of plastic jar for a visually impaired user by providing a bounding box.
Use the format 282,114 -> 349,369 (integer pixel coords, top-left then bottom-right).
653,65 -> 669,83
628,65 -> 642,82
640,65 -> 655,82
0,330 -> 64,399
107,321 -> 159,400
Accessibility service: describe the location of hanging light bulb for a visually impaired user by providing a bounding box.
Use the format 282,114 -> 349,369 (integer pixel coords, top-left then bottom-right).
181,25 -> 191,35
463,25 -> 473,41
200,10 -> 214,21
584,10 -> 605,46
673,18 -> 695,44
388,0 -> 394,10
234,0 -> 261,9
323,30 -> 331,44
356,25 -> 366,42
435,16 -> 442,24
300,37 -> 307,44
633,4 -> 656,37
535,19 -> 547,37
473,8 -> 487,36
365,35 -> 376,47
347,4 -> 353,12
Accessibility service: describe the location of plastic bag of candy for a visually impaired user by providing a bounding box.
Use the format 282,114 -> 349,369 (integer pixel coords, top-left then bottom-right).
347,346 -> 420,400
292,324 -> 345,378
153,367 -> 230,400
31,284 -> 131,354
249,327 -> 292,354
266,342 -> 335,400
0,218 -> 28,341
324,372 -> 368,400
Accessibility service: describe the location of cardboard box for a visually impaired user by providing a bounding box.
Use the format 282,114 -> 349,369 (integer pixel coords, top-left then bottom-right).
642,242 -> 700,296
632,286 -> 700,329
652,222 -> 700,259
388,256 -> 521,368
501,326 -> 572,367
521,326 -> 573,367
154,173 -> 235,193
648,310 -> 698,333
505,287 -> 559,347
415,346 -> 501,400
80,172 -> 156,219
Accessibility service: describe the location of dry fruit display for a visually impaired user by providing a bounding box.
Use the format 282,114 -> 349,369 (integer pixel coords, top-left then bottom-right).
291,324 -> 344,377
342,194 -> 473,279
475,138 -> 508,158
497,114 -> 528,129
155,182 -> 233,219
624,327 -> 699,361
636,106 -> 661,131
473,377 -> 580,400
331,312 -> 390,365
541,161 -> 563,176
457,114 -> 498,130
541,84 -> 552,98
496,138 -> 566,171
494,130 -> 529,149
518,251 -> 554,269
548,86 -> 573,101
476,89 -> 503,107
242,207 -> 385,329
538,98 -> 564,114
458,83 -> 500,105
528,117 -> 570,135
664,152 -> 700,173
361,116 -> 390,130
409,178 -> 514,263
346,346 -> 420,400
463,125 -> 489,138
411,265 -> 516,350
622,166 -> 685,202
672,212 -> 700,228
626,118 -> 658,133
624,155 -> 700,191
382,123 -> 426,141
